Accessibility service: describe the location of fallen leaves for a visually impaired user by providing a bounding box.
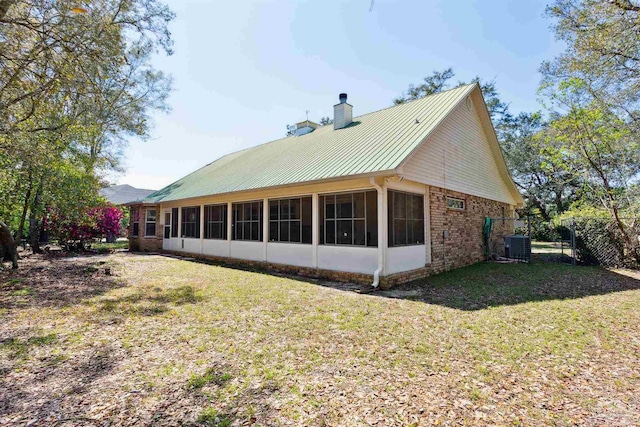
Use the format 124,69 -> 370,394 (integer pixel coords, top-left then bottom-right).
0,253 -> 639,425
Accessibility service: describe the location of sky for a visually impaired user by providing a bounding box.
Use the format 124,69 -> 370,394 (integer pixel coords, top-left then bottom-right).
115,0 -> 562,190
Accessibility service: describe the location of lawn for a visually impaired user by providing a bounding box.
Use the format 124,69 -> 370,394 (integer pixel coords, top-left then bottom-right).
90,240 -> 129,252
531,241 -> 569,255
1,253 -> 639,426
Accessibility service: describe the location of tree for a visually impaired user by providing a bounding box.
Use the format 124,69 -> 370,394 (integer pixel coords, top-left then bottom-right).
1,0 -> 174,137
319,116 -> 333,126
0,221 -> 18,269
393,68 -> 455,105
538,80 -> 640,261
393,68 -> 510,123
0,0 -> 174,266
498,112 -> 582,220
543,0 -> 640,130
0,0 -> 15,20
540,0 -> 640,261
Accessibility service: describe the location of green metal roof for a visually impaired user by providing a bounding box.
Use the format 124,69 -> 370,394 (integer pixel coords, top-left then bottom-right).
145,84 -> 477,203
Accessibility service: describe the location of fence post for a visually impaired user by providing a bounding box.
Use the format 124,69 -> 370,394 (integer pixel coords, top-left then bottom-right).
560,220 -> 564,259
570,219 -> 576,266
527,215 -> 531,237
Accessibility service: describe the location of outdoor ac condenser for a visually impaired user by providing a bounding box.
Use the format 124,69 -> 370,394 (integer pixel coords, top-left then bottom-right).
504,235 -> 531,262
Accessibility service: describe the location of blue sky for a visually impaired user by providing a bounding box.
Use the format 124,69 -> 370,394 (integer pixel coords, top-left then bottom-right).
116,0 -> 561,190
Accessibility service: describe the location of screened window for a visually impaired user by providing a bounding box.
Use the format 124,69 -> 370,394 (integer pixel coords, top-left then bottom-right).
388,191 -> 425,247
164,212 -> 171,239
269,197 -> 312,243
171,208 -> 178,237
131,207 -> 140,236
204,204 -> 227,240
319,191 -> 377,246
446,197 -> 465,210
232,201 -> 263,241
181,206 -> 200,238
145,209 -> 157,236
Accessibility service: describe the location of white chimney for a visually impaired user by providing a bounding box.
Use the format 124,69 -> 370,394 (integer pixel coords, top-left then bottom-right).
333,93 -> 353,130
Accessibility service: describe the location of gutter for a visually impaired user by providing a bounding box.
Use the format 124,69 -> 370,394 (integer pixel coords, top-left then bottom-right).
369,177 -> 385,288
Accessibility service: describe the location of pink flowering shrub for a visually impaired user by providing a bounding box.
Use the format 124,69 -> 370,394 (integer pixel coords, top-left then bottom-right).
48,203 -> 124,250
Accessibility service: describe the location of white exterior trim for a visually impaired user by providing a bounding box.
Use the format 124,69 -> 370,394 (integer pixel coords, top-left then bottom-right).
312,193 -> 319,268
386,245 -> 427,274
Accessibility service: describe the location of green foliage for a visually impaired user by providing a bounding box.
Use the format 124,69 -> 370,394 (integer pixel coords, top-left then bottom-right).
0,1 -> 174,255
319,116 -> 333,126
538,84 -> 640,217
393,68 -> 509,122
543,0 -> 640,128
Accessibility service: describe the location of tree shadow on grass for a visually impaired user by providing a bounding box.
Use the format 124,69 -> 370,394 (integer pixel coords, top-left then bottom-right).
375,261 -> 640,311
144,362 -> 281,426
0,253 -> 126,310
0,341 -> 121,424
93,285 -> 203,319
131,252 -> 640,312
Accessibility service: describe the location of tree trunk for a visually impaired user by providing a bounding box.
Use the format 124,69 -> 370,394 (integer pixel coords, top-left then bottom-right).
28,180 -> 44,254
15,175 -> 32,244
0,221 -> 18,269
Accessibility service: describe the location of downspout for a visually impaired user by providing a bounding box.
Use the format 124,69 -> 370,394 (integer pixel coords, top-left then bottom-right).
370,177 -> 384,288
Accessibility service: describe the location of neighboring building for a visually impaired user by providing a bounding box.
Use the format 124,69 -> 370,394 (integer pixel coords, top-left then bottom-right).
100,184 -> 156,205
127,84 -> 523,288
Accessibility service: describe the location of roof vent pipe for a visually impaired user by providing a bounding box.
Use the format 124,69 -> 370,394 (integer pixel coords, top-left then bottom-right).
334,93 -> 353,130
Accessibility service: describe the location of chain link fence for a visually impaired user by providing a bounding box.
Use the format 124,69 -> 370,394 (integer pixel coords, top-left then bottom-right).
482,215 -> 639,269
559,217 -> 640,268
483,216 -> 532,262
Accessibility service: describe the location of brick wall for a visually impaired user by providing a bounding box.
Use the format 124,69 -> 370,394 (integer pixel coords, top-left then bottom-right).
127,204 -> 162,252
427,186 -> 512,273
380,186 -> 513,288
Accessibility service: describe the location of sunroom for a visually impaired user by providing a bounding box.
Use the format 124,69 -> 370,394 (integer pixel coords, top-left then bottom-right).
130,177 -> 430,280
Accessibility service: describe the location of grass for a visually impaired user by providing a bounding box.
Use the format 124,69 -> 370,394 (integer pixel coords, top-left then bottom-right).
197,407 -> 232,426
188,367 -> 232,389
531,240 -> 570,254
90,241 -> 129,252
0,253 -> 638,426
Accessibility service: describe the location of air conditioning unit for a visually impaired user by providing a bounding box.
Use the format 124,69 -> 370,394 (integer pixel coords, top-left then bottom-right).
504,235 -> 531,262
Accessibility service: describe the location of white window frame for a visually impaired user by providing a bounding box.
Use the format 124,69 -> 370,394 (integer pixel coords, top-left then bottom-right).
446,197 -> 465,211
145,209 -> 157,237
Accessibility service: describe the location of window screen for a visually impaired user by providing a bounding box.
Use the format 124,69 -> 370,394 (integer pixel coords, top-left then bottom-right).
268,197 -> 312,243
204,204 -> 227,240
232,201 -> 263,241
388,191 -> 425,246
131,207 -> 140,236
171,208 -> 178,237
319,191 -> 377,246
181,206 -> 200,238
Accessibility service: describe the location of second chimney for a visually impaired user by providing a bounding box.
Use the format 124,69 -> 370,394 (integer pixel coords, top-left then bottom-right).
333,93 -> 353,130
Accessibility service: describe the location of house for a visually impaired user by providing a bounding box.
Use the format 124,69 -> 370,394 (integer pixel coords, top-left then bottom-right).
100,184 -> 156,205
127,83 -> 523,288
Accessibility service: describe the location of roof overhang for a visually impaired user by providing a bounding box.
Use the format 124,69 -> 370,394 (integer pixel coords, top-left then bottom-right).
143,170 -> 397,205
